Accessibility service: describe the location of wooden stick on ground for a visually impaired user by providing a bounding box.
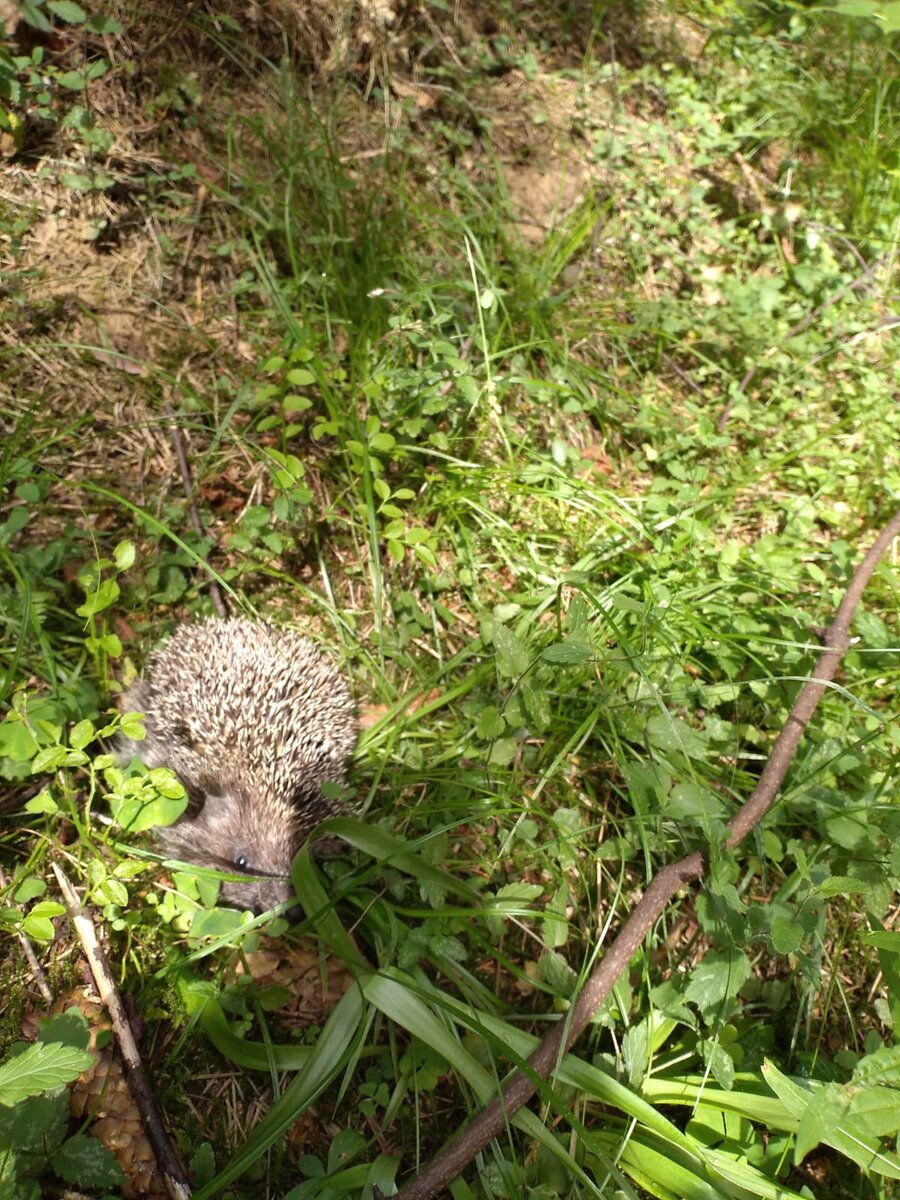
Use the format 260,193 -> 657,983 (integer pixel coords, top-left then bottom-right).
52,864 -> 192,1200
396,509 -> 900,1200
0,865 -> 53,1005
162,401 -> 228,619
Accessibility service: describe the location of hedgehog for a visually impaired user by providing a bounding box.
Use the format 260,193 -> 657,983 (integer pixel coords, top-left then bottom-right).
118,617 -> 356,913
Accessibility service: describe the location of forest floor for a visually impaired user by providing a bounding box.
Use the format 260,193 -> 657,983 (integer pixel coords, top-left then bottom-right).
1,3 -> 899,1199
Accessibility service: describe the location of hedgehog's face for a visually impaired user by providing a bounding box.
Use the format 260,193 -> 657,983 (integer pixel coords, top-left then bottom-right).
156,784 -> 301,915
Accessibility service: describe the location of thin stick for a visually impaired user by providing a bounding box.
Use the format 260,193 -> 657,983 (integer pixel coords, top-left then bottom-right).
163,402 -> 228,618
396,509 -> 900,1200
0,865 -> 53,1005
717,257 -> 886,432
52,864 -> 192,1200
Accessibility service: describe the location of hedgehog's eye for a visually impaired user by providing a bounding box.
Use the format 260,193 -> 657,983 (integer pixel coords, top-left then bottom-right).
234,853 -> 251,872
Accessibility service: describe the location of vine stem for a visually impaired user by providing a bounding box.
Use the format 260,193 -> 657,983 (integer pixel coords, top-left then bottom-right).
396,510 -> 900,1200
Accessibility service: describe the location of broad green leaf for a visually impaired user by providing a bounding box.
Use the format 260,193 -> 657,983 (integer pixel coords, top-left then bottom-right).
476,705 -> 505,739
643,1076 -> 795,1130
76,577 -> 119,617
47,0 -> 87,20
181,978 -> 312,1071
864,930 -> 900,951
521,676 -> 551,729
542,882 -> 569,949
684,951 -> 751,1014
68,719 -> 95,751
112,539 -> 136,570
645,713 -> 707,758
493,623 -> 529,677
541,639 -> 593,664
0,721 -> 39,762
0,1043 -> 94,1106
771,914 -> 803,954
762,1060 -> 900,1179
13,877 -> 46,903
363,971 -> 494,1101
291,845 -> 369,972
110,788 -> 187,834
52,1133 -> 123,1187
853,1044 -> 900,1086
0,1090 -> 69,1156
286,367 -> 315,386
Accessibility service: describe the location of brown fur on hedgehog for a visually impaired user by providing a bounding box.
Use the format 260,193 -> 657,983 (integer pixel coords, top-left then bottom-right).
118,618 -> 356,913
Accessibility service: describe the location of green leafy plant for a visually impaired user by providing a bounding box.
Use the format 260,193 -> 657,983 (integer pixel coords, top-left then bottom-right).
0,1010 -> 122,1197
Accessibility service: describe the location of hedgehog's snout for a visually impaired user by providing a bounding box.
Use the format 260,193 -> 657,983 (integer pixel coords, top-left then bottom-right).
219,867 -> 297,916
219,836 -> 298,915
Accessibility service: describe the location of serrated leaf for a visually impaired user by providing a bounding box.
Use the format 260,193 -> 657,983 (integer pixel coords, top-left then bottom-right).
542,882 -> 568,949
521,677 -> 550,730
771,915 -> 803,954
817,874 -> 874,899
762,1060 -> 900,1179
645,713 -> 707,757
0,1090 -> 69,1156
52,1133 -> 124,1187
541,639 -> 593,664
853,1045 -> 900,1087
0,1042 -> 94,1106
539,950 -> 577,997
488,737 -> 516,765
475,705 -> 505,740
492,882 -> 544,904
191,1142 -> 216,1187
38,1009 -> 90,1052
684,951 -> 751,1015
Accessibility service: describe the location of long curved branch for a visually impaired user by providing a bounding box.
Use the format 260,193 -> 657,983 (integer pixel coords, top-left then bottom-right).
397,509 -> 900,1200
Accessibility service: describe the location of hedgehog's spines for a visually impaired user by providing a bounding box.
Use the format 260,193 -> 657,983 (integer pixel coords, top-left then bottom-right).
119,617 -> 356,912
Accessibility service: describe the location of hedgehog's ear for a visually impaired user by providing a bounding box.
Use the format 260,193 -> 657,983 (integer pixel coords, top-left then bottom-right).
182,770 -> 232,813
182,778 -> 208,810
118,682 -> 148,714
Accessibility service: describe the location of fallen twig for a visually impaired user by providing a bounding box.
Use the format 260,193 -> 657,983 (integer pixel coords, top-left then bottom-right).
0,865 -> 53,1005
52,864 -> 192,1200
162,401 -> 228,618
717,255 -> 888,432
396,509 -> 900,1200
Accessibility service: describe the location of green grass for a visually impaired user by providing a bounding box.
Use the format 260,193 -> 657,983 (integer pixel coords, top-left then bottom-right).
1,2 -> 899,1198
